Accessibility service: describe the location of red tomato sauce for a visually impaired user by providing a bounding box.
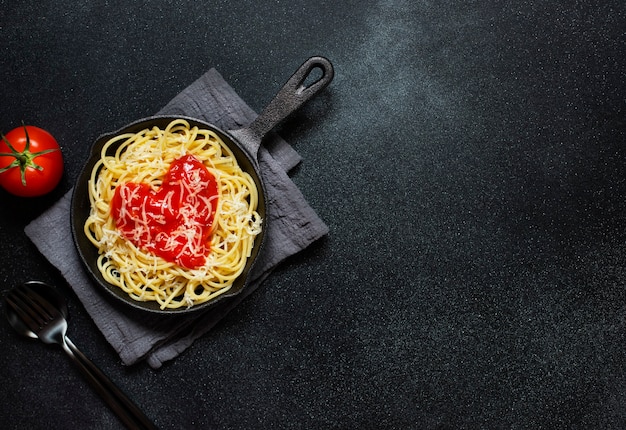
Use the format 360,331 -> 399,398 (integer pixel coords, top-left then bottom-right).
110,154 -> 219,269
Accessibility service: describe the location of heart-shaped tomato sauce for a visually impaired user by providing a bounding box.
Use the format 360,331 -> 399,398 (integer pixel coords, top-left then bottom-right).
110,154 -> 219,269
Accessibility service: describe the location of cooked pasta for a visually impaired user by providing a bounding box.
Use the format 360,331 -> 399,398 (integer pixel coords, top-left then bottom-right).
84,119 -> 262,310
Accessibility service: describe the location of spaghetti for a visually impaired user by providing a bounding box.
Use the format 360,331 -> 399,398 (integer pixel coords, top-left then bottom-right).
84,119 -> 262,310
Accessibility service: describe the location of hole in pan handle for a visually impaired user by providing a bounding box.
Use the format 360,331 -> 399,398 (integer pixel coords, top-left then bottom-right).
245,56 -> 334,147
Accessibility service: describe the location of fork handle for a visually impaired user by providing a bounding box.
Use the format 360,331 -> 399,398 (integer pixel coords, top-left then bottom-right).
63,337 -> 157,430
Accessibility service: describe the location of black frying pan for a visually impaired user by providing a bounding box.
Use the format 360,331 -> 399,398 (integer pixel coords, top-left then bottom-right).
70,56 -> 334,314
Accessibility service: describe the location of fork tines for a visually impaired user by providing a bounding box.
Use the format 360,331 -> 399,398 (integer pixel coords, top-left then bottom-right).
6,285 -> 57,332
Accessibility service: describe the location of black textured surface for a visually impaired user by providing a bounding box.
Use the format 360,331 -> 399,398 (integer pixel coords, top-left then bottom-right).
1,1 -> 626,429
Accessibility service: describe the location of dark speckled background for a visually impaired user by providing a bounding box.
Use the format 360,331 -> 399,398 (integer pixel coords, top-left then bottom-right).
1,1 -> 626,429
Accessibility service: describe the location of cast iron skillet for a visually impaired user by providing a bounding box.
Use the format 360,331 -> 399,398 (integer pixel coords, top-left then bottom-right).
71,56 -> 334,314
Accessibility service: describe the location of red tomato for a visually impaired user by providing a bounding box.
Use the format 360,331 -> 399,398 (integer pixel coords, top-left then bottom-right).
0,125 -> 64,197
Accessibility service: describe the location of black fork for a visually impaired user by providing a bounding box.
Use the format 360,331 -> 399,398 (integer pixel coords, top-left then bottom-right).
5,282 -> 157,430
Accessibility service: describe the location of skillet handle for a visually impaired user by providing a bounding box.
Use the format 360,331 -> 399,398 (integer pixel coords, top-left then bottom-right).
246,56 -> 334,149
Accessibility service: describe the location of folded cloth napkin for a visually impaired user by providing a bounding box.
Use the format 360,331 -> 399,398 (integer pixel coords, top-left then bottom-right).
24,68 -> 328,369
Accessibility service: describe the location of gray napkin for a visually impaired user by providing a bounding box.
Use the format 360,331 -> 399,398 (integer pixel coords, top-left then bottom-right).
24,69 -> 328,369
